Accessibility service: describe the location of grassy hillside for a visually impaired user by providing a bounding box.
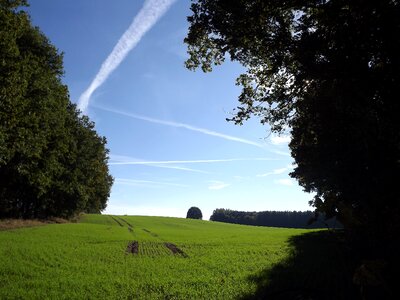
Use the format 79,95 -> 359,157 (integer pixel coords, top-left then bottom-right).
0,214 -> 354,299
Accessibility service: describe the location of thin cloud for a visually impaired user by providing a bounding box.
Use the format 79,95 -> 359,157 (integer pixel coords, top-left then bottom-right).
109,158 -> 276,165
77,0 -> 177,113
152,164 -> 210,174
274,178 -> 294,186
109,155 -> 281,174
109,154 -> 139,162
208,181 -> 231,190
257,164 -> 294,177
109,154 -> 210,174
271,133 -> 291,145
257,167 -> 288,177
116,162 -> 209,174
233,175 -> 251,181
115,177 -> 188,188
272,150 -> 291,156
94,105 -> 266,148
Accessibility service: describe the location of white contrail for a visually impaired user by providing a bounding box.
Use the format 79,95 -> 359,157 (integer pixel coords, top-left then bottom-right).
256,164 -> 294,177
94,105 -> 265,148
151,165 -> 210,174
77,0 -> 177,113
208,180 -> 231,190
109,158 -> 275,165
108,154 -> 211,173
115,178 -> 189,188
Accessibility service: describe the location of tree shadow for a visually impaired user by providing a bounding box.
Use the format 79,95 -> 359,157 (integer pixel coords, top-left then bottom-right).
241,230 -> 361,300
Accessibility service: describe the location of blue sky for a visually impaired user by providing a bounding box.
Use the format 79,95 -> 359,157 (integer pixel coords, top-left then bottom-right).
27,0 -> 312,219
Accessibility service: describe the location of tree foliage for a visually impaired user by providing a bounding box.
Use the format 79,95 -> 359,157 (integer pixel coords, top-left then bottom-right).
210,208 -> 340,229
186,206 -> 203,220
0,0 -> 113,218
185,0 -> 399,244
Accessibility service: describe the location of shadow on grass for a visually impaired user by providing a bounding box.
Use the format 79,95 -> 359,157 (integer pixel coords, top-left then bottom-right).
242,230 -> 361,300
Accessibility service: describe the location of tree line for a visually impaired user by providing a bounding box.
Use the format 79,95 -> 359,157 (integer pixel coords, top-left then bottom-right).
0,0 -> 113,219
210,208 -> 340,229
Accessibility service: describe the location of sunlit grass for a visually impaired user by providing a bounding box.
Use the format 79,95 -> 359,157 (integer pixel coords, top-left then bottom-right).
0,214 -> 314,299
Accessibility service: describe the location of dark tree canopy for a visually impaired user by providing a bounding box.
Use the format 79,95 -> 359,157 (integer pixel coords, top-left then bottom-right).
210,208 -> 340,229
185,0 -> 399,243
185,1 -> 399,294
186,206 -> 203,220
0,0 -> 113,218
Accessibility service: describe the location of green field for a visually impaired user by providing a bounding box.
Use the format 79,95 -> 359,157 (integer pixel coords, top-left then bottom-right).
0,214 -> 353,299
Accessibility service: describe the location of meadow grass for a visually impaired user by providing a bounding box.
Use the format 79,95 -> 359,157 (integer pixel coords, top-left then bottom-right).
0,214 -> 316,299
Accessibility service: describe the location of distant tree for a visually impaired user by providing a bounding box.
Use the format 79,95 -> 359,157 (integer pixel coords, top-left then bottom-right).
186,207 -> 203,220
0,0 -> 113,218
185,0 -> 399,253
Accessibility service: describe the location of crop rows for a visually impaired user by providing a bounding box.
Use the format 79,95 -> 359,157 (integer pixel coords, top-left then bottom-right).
137,241 -> 173,257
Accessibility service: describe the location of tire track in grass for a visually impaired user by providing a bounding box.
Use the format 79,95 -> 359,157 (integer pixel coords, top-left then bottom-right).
142,228 -> 158,237
164,242 -> 188,258
110,216 -> 124,227
117,217 -> 137,254
117,217 -> 134,233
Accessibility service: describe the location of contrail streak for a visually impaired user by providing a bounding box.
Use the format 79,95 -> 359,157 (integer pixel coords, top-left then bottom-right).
109,154 -> 211,173
109,158 -> 275,165
77,0 -> 176,113
94,105 -> 265,148
115,178 -> 189,188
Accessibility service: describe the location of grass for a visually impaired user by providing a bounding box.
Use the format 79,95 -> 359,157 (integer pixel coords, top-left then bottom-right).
0,214 -> 354,299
